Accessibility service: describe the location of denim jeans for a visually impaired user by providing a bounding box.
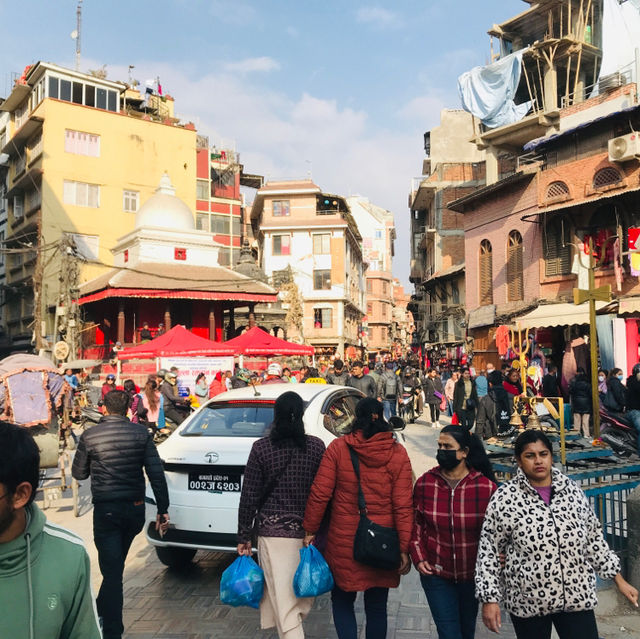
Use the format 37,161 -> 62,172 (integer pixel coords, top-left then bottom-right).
420,574 -> 478,639
382,399 -> 397,421
626,409 -> 640,454
93,501 -> 145,639
331,585 -> 389,639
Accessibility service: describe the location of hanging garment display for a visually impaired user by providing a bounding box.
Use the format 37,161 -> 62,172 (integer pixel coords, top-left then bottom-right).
613,318 -> 628,377
626,318 -> 640,376
596,315 -> 615,372
495,325 -> 511,356
613,238 -> 623,292
571,247 -> 589,290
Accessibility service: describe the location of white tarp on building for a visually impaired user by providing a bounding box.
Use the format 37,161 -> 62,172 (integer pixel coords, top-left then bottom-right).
458,51 -> 532,129
599,0 -> 640,82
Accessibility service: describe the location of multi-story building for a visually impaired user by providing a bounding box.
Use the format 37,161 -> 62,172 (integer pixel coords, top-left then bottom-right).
0,61 -> 197,350
0,107 -> 9,351
195,137 -> 243,267
449,0 -> 640,373
250,179 -> 366,357
391,280 -> 414,357
347,195 -> 395,354
408,109 -> 485,363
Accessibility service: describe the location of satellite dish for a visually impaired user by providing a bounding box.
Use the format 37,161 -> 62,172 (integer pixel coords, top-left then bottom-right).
70,29 -> 78,40
54,341 -> 70,361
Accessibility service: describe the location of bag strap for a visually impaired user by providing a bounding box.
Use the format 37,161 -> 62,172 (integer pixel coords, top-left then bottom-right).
347,446 -> 367,515
258,447 -> 295,512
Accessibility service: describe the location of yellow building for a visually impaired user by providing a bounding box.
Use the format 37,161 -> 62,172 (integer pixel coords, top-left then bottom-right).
0,62 -> 196,350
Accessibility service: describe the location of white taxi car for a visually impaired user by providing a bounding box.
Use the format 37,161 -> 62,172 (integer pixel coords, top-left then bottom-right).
145,383 -> 405,567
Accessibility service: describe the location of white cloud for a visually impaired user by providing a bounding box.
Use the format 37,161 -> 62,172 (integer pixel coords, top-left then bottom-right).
356,7 -> 403,29
88,59 -> 420,284
222,57 -> 280,74
397,93 -> 448,128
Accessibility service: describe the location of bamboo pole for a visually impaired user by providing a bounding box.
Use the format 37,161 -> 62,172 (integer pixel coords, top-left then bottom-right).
565,54 -> 573,105
572,44 -> 583,98
522,60 -> 536,111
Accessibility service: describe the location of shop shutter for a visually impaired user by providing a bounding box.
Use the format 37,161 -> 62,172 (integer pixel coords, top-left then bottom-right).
479,240 -> 493,306
507,231 -> 524,301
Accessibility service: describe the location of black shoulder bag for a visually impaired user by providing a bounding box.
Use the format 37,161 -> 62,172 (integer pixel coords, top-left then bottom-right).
348,446 -> 401,571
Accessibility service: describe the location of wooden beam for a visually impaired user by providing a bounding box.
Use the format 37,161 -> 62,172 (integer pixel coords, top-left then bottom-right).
572,44 -> 583,99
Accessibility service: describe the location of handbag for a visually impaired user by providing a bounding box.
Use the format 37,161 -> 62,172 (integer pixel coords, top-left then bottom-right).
348,446 -> 401,571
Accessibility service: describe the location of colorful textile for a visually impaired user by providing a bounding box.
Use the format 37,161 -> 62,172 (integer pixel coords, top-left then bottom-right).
596,315 -> 615,372
631,252 -> 640,277
495,325 -> 511,356
613,318 -> 628,377
626,318 -> 640,377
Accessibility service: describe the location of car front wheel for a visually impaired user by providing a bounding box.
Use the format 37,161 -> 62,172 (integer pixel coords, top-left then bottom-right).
155,546 -> 197,568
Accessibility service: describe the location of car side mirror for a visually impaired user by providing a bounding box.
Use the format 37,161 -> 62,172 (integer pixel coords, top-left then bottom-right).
389,416 -> 405,431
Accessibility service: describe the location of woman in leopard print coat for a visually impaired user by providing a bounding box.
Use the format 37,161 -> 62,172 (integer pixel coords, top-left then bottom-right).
475,430 -> 638,639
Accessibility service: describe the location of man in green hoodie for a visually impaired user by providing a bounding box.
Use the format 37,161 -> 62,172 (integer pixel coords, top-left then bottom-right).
0,421 -> 101,639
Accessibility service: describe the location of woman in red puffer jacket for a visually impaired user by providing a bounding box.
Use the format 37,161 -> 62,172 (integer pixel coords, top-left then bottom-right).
303,398 -> 413,639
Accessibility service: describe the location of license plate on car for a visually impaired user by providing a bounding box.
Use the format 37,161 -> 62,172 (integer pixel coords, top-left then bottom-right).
188,472 -> 241,492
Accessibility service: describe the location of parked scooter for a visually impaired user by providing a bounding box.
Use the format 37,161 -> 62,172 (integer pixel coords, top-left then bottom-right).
599,406 -> 638,458
79,404 -> 103,430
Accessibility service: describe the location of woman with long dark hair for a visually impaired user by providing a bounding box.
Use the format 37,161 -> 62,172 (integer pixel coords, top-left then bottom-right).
410,425 -> 496,639
123,379 -> 144,423
303,398 -> 413,639
477,430 -> 638,639
237,391 -> 325,639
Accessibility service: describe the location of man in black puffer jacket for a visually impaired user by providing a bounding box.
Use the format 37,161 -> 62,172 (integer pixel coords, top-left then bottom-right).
569,367 -> 592,437
72,390 -> 169,639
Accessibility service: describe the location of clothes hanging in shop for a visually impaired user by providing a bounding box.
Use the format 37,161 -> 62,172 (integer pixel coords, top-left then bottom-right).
561,337 -> 589,397
495,325 -> 511,357
613,238 -> 623,292
596,315 -> 615,372
625,318 -> 640,376
571,248 -> 589,290
613,318 -> 628,377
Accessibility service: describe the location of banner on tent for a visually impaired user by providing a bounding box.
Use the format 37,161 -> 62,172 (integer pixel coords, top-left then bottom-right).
160,356 -> 234,397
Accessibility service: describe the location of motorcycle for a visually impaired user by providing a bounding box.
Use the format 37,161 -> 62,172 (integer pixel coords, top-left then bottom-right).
599,406 -> 638,458
79,404 -> 103,430
400,384 -> 417,423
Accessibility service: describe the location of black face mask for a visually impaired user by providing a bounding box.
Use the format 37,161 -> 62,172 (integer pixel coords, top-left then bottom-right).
436,448 -> 463,471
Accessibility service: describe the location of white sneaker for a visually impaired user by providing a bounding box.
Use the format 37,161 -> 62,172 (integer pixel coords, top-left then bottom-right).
425,422 -> 432,428
434,422 -> 441,428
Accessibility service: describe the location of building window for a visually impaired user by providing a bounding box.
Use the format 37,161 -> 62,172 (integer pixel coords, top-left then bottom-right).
375,229 -> 383,239
479,240 -> 493,306
313,233 -> 331,254
272,234 -> 291,256
232,215 -> 241,236
544,218 -> 572,276
218,247 -> 231,267
196,180 -> 209,200
451,281 -> 460,305
67,233 -> 99,261
272,200 -> 290,217
63,180 -> 100,208
48,76 -> 59,99
546,181 -> 570,201
0,231 -> 4,266
382,280 -> 388,295
381,326 -> 387,342
593,167 -> 623,189
313,269 -> 331,290
196,213 -> 209,231
507,231 -> 524,302
316,195 -> 341,215
123,190 -> 139,212
366,280 -> 373,293
13,195 -> 24,220
313,308 -> 332,328
367,302 -> 373,315
211,214 -> 230,234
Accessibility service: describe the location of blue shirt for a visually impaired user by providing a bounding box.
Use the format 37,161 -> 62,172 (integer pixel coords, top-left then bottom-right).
475,375 -> 488,398
64,374 -> 79,389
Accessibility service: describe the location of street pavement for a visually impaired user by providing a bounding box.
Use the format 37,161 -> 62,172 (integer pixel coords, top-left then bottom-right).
40,410 -> 639,638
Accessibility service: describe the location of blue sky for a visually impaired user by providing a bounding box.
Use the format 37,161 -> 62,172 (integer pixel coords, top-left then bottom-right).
0,0 -> 516,285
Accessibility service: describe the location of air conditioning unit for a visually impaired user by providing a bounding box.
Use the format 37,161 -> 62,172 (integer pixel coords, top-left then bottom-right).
608,133 -> 640,162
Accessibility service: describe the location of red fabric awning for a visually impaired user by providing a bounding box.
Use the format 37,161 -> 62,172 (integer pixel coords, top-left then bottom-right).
223,326 -> 314,356
118,325 -> 234,359
78,288 -> 277,305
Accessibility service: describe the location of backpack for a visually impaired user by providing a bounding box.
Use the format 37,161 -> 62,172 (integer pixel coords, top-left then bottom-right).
384,373 -> 397,398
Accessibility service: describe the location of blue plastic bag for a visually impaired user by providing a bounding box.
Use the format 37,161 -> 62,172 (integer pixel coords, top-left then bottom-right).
293,545 -> 334,597
220,555 -> 264,609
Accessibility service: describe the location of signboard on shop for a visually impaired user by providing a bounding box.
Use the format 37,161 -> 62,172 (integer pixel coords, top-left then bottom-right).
160,356 -> 234,397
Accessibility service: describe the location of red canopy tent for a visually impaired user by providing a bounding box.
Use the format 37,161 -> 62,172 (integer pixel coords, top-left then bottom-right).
223,326 -> 314,356
117,325 -> 234,359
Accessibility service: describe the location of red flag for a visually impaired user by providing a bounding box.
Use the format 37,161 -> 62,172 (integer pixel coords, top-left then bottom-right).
629,227 -> 640,252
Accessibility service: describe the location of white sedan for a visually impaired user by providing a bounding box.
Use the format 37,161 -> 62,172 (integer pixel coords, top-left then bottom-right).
145,382 -> 406,567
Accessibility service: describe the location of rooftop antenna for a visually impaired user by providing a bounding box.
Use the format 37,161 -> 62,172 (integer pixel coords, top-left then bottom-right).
70,1 -> 83,71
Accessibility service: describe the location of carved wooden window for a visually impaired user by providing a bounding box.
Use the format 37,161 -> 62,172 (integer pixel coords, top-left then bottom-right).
546,181 -> 570,201
544,218 -> 572,277
507,231 -> 524,302
593,167 -> 622,189
479,239 -> 493,306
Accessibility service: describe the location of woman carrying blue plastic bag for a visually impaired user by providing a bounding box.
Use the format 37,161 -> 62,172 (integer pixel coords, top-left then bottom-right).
237,391 -> 326,639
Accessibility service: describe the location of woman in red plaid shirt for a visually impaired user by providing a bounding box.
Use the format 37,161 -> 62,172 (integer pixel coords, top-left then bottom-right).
410,425 -> 497,639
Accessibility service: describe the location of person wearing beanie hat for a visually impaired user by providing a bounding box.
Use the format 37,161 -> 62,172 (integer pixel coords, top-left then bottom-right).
263,362 -> 285,385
